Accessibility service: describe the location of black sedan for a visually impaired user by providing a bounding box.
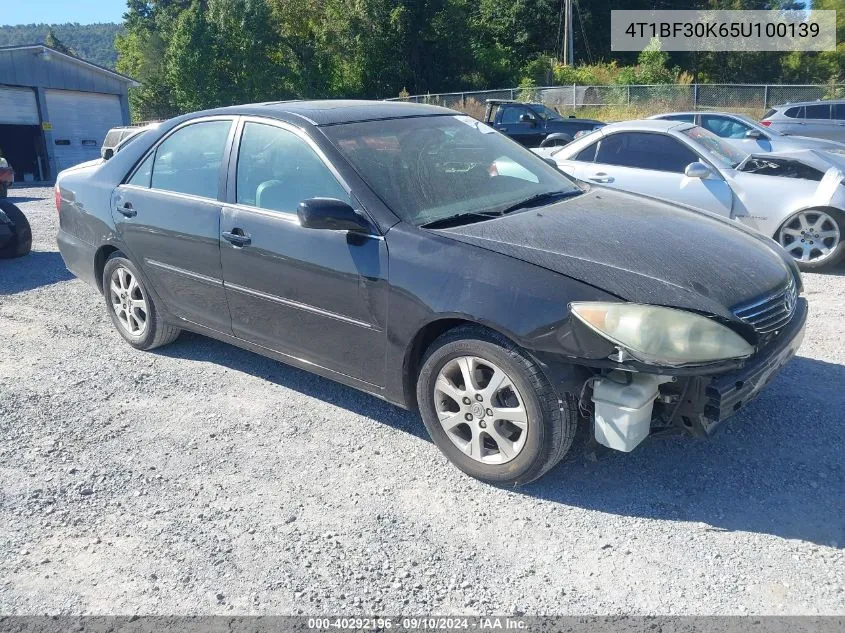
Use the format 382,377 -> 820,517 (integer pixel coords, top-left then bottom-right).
56,101 -> 806,485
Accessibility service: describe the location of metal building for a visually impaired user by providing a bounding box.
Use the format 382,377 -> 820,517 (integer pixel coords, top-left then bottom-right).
0,44 -> 137,182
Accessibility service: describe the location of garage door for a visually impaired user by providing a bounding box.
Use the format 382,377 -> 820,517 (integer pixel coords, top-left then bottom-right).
0,87 -> 39,125
45,89 -> 124,172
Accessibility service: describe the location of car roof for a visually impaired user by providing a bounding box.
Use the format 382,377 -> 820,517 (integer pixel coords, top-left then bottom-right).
600,119 -> 695,133
194,99 -> 456,126
772,99 -> 845,108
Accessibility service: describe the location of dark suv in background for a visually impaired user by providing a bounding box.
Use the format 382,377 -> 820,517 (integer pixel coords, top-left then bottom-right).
483,100 -> 603,148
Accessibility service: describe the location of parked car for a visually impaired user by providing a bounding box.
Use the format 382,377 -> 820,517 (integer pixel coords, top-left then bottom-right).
0,157 -> 14,198
0,202 -> 31,258
57,101 -> 806,485
544,119 -> 845,270
483,99 -> 603,148
760,100 -> 845,142
101,124 -> 159,160
650,111 -> 845,153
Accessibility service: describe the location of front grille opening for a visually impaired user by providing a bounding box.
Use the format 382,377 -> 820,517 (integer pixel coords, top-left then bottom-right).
733,279 -> 797,338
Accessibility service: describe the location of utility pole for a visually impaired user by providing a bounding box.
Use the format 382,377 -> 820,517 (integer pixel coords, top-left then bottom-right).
562,0 -> 574,66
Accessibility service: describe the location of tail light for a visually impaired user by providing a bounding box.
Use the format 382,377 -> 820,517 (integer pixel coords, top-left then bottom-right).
55,184 -> 61,214
760,120 -> 771,127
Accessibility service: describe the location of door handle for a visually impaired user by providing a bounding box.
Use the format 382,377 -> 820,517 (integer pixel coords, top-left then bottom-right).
117,201 -> 137,218
588,173 -> 614,183
222,229 -> 251,247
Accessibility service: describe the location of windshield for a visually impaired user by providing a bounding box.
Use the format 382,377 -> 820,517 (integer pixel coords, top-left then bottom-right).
681,126 -> 748,168
532,104 -> 562,120
324,115 -> 580,226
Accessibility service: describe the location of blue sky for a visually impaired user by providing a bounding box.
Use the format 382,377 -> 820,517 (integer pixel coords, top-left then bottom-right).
3,1 -> 127,26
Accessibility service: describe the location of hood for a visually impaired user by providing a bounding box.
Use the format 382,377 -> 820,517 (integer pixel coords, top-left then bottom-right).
781,135 -> 845,151
438,188 -> 793,319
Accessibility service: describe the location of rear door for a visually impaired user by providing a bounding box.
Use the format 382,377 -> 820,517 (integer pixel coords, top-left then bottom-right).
578,131 -> 734,217
802,103 -> 835,141
113,117 -> 236,333
219,118 -> 387,387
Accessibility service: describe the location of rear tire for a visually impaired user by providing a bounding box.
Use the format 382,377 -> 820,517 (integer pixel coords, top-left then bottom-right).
777,208 -> 845,272
102,253 -> 181,350
416,325 -> 578,486
0,202 -> 31,258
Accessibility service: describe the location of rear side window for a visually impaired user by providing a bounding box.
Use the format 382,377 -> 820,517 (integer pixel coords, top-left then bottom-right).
784,106 -> 804,119
700,115 -> 752,139
762,109 -> 777,119
575,141 -> 598,162
236,122 -> 349,214
150,120 -> 231,199
596,132 -> 698,174
805,103 -> 831,120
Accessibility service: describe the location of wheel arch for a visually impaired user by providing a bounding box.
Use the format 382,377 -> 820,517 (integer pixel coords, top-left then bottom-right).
93,244 -> 122,294
401,316 -> 522,410
773,204 -> 845,238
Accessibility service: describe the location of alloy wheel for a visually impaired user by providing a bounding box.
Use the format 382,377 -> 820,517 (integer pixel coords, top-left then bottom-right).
109,266 -> 148,336
433,356 -> 528,465
779,210 -> 841,263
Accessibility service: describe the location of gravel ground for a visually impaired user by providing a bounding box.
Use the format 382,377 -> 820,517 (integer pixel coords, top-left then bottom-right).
1,186 -> 843,616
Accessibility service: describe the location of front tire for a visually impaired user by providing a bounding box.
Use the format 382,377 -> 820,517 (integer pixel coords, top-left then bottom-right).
102,254 -> 181,350
0,202 -> 31,258
416,326 -> 578,485
777,208 -> 845,271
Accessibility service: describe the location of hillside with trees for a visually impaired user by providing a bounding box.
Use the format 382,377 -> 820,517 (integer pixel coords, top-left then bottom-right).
0,23 -> 123,69
110,0 -> 844,121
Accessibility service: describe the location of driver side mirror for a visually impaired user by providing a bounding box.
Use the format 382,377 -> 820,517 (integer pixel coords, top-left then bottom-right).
744,129 -> 763,139
102,148 -> 114,160
298,198 -> 372,233
519,113 -> 537,127
684,162 -> 713,179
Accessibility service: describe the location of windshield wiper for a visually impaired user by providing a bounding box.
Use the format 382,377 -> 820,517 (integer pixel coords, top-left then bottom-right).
420,211 -> 500,229
493,190 -> 580,216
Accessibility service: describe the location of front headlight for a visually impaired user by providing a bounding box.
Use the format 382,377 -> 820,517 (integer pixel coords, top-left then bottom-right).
570,302 -> 754,366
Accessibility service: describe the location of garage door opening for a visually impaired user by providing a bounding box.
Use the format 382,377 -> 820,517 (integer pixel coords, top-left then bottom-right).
0,124 -> 46,182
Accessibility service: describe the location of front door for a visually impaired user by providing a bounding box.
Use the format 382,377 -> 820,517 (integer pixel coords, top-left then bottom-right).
113,118 -> 235,333
219,119 -> 387,387
497,105 -> 543,147
576,131 -> 734,217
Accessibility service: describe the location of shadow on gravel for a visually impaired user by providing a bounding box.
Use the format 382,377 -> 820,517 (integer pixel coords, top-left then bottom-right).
156,332 -> 427,441
0,251 -> 75,294
158,330 -> 844,547
527,355 -> 845,548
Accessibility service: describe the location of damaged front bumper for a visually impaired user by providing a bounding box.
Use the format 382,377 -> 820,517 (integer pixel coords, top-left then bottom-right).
678,297 -> 808,437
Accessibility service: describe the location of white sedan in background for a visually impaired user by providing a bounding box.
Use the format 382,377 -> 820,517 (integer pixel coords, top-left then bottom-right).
542,120 -> 845,270
649,111 -> 845,154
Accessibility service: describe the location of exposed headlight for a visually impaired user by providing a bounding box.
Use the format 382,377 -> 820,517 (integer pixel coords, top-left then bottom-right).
570,302 -> 754,366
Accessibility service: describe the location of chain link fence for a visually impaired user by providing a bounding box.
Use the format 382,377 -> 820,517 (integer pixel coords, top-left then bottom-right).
389,83 -> 845,120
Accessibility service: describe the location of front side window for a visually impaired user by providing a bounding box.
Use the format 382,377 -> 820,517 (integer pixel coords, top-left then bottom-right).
701,115 -> 752,139
662,114 -> 695,123
128,153 -> 153,187
575,141 -> 599,162
149,120 -> 231,199
236,122 -> 349,213
532,104 -> 562,120
501,106 -> 533,124
323,115 -> 580,226
805,104 -> 831,120
595,132 -> 698,173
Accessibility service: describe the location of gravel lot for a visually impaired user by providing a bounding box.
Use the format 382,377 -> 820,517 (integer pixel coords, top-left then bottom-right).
1,186 -> 843,616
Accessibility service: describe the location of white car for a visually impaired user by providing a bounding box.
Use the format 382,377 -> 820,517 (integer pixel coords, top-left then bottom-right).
542,120 -> 845,270
649,111 -> 845,154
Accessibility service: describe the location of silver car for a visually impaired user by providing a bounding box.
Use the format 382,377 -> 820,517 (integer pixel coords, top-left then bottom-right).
649,111 -> 845,153
543,120 -> 845,271
760,100 -> 845,142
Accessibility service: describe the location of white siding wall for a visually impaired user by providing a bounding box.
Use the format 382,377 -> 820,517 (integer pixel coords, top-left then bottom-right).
0,87 -> 39,125
45,89 -> 123,172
